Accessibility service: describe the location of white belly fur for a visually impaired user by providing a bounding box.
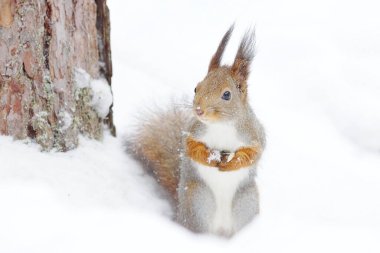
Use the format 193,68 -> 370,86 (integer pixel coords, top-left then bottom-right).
196,163 -> 249,234
195,122 -> 250,234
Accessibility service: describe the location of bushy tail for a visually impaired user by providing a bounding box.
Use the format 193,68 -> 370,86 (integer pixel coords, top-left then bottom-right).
125,106 -> 192,199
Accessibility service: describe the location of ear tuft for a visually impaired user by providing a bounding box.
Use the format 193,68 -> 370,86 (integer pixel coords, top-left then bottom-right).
231,28 -> 255,90
208,24 -> 234,73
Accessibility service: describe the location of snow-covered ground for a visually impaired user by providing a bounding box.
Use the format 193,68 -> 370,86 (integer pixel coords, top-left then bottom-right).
1,0 -> 380,252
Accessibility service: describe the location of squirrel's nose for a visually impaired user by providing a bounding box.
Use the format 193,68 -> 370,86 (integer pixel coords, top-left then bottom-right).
196,107 -> 204,116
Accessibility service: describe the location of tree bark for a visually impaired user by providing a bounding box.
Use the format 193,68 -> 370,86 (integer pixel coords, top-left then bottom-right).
0,0 -> 114,151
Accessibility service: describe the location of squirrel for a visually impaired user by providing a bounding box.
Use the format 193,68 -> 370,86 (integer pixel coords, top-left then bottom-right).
127,25 -> 266,237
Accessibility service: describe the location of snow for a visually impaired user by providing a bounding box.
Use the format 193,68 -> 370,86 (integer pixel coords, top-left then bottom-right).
58,111 -> 73,131
1,0 -> 380,252
74,68 -> 91,89
74,67 -> 113,119
208,150 -> 221,163
89,78 -> 113,119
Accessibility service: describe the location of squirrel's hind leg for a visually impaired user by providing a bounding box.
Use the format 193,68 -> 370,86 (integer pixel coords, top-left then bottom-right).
177,178 -> 215,233
231,180 -> 260,232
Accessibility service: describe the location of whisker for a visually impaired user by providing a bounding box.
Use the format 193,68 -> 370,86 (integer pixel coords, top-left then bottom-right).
174,103 -> 193,109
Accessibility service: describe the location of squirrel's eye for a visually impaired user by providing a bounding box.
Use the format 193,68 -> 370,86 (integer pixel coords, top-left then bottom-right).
222,91 -> 231,100
194,87 -> 197,93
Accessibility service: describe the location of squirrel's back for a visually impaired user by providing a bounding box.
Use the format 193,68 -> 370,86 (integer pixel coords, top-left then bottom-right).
126,106 -> 193,198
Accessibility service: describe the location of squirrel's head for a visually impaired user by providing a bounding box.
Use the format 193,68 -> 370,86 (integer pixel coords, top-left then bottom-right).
193,25 -> 255,124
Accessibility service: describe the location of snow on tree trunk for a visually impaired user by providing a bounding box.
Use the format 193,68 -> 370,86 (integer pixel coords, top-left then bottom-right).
0,0 -> 115,151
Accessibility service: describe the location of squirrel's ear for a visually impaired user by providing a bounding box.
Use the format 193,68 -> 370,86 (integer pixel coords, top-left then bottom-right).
231,29 -> 255,93
208,25 -> 234,73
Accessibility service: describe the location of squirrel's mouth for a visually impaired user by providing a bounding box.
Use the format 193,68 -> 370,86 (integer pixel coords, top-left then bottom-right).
193,107 -> 221,122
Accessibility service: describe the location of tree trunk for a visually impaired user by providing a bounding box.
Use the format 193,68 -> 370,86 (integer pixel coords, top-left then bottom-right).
0,0 -> 115,151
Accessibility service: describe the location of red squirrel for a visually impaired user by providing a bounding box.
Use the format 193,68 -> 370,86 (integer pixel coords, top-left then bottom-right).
127,25 -> 265,237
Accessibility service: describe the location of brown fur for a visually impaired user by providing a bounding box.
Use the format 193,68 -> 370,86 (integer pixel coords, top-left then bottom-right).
208,25 -> 234,73
231,29 -> 255,101
126,107 -> 192,199
193,29 -> 256,121
186,136 -> 219,167
186,136 -> 260,172
193,67 -> 239,123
